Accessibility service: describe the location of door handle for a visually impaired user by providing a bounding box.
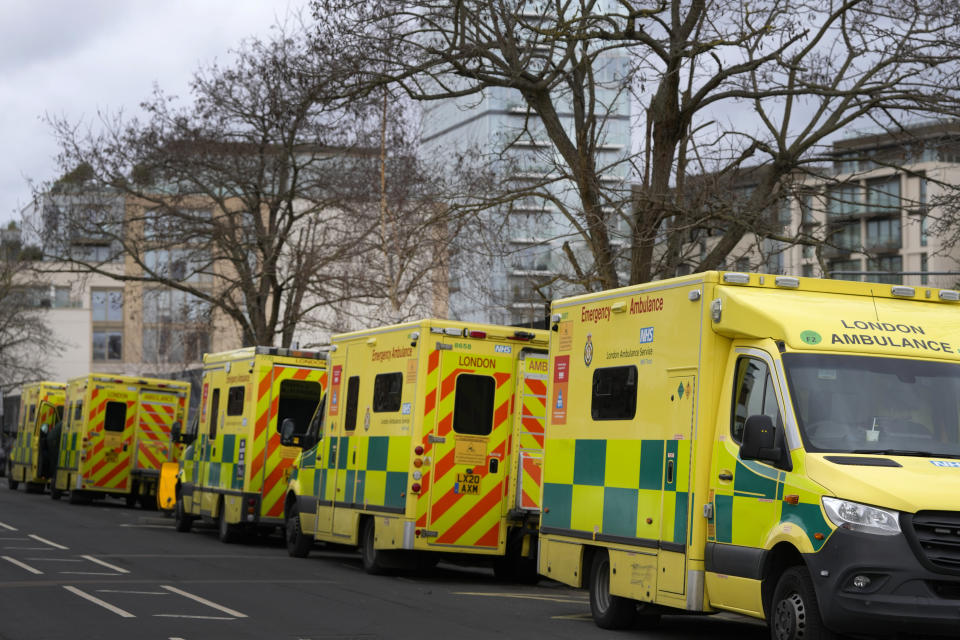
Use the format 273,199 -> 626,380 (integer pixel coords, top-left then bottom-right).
488,458 -> 499,474
718,471 -> 733,482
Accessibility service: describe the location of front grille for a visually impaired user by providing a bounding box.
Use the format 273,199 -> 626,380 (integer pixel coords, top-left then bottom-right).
910,511 -> 960,572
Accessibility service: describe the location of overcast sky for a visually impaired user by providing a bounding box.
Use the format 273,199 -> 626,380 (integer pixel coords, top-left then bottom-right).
0,1 -> 299,227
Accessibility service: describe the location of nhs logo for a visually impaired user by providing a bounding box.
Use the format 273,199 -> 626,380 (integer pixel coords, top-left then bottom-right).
639,327 -> 655,344
931,460 -> 960,468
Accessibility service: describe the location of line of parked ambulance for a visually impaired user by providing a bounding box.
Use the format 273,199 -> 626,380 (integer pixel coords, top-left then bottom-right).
10,271 -> 960,640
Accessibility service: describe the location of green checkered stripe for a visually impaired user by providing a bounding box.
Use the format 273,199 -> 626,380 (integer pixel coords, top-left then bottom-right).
203,434 -> 245,491
542,438 -> 691,546
315,435 -> 409,511
57,432 -> 80,471
710,457 -> 830,552
11,426 -> 34,468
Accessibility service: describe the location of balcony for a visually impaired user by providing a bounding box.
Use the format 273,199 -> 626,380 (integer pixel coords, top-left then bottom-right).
863,238 -> 902,254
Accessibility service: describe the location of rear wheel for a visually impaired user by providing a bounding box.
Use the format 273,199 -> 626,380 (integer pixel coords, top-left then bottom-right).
770,566 -> 837,640
50,485 -> 62,500
360,518 -> 388,575
7,464 -> 18,490
25,482 -> 44,494
285,501 -> 312,558
217,499 -> 241,544
68,489 -> 89,505
589,550 -> 637,630
174,497 -> 193,533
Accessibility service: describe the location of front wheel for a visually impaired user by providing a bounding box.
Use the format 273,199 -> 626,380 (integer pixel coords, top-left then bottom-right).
588,550 -> 637,629
285,501 -> 312,558
174,497 -> 192,532
770,566 -> 837,640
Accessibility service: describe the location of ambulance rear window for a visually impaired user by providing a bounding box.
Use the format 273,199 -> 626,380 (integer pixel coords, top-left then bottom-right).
74,401 -> 83,422
373,373 -> 403,413
276,379 -> 322,436
591,366 -> 638,421
226,386 -> 245,416
453,374 -> 495,435
104,401 -> 127,432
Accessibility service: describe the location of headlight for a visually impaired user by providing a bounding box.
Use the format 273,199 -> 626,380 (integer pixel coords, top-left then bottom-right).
822,497 -> 900,536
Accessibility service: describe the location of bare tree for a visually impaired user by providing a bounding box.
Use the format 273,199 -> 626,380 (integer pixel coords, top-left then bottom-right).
40,23 -> 464,348
0,228 -> 64,391
309,0 -> 960,292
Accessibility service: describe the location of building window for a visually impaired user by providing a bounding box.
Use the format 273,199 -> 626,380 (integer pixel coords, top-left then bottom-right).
921,215 -> 929,247
867,255 -> 903,285
921,253 -> 929,286
141,288 -> 211,364
864,217 -> 901,251
831,222 -> 861,251
802,264 -> 814,278
865,175 -> 901,215
830,258 -> 862,281
92,289 -> 123,362
828,183 -> 860,218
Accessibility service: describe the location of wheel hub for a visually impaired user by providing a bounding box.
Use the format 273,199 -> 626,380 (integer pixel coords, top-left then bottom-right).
773,592 -> 807,640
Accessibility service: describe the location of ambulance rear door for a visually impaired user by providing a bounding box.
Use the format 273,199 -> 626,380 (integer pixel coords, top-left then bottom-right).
424,335 -> 516,552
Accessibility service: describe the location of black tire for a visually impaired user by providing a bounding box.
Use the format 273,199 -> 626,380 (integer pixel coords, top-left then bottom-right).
217,499 -> 241,544
138,493 -> 158,511
68,489 -> 88,505
7,463 -> 18,490
588,550 -> 636,630
769,566 -> 837,640
174,497 -> 192,533
50,485 -> 62,500
25,481 -> 44,494
285,500 -> 312,558
360,518 -> 388,575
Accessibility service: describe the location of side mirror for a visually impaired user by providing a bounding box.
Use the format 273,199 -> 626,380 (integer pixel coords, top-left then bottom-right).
280,418 -> 297,447
40,424 -> 50,435
739,414 -> 787,467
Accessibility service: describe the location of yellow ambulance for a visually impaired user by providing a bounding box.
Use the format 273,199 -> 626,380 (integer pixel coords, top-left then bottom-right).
174,346 -> 327,543
54,374 -> 190,506
7,381 -> 65,492
540,272 -> 960,639
284,320 -> 548,578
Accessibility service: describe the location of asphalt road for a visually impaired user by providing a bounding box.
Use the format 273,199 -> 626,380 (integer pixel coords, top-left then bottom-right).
0,479 -> 768,640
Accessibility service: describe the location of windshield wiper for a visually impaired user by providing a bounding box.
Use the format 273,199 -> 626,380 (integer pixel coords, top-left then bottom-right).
850,449 -> 960,459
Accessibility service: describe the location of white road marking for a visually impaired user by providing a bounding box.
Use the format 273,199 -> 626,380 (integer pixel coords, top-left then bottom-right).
1,555 -> 43,574
28,535 -> 68,550
60,571 -> 124,576
81,555 -> 130,574
4,547 -> 53,551
154,614 -> 236,620
27,558 -> 83,562
98,589 -> 168,595
0,521 -> 18,531
160,585 -> 247,618
454,591 -> 587,604
63,586 -> 135,618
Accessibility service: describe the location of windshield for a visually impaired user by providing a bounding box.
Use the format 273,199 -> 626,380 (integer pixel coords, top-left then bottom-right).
783,353 -> 960,457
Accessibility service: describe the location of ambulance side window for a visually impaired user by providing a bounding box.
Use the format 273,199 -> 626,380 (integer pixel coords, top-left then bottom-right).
226,386 -> 244,416
209,388 -> 221,440
344,376 -> 360,431
452,374 -> 495,436
731,357 -> 782,443
591,366 -> 638,421
104,401 -> 127,432
28,404 -> 36,423
372,373 -> 403,412
74,402 -> 83,422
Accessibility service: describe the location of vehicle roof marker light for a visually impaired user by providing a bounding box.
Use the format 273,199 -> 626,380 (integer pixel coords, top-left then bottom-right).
550,313 -> 562,323
611,301 -> 627,313
891,286 -> 915,297
723,272 -> 750,284
775,276 -> 800,288
940,290 -> 960,301
688,289 -> 702,301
